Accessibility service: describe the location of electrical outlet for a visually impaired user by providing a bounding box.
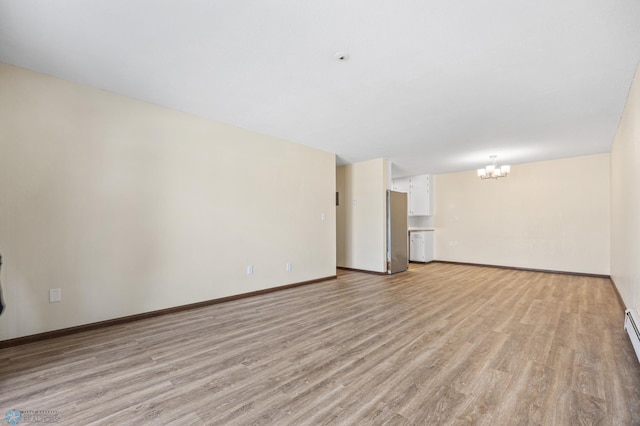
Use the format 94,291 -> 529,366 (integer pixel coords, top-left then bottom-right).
49,288 -> 62,303
286,262 -> 292,272
246,265 -> 253,275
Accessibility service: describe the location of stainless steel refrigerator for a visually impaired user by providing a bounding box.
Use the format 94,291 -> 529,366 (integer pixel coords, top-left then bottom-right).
387,190 -> 408,274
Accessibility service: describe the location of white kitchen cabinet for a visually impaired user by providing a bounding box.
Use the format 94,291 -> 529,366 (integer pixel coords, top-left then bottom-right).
392,174 -> 431,216
409,230 -> 434,263
409,175 -> 430,216
392,177 -> 410,194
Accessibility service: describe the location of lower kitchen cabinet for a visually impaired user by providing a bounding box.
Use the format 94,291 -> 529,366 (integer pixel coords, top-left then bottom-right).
409,230 -> 434,263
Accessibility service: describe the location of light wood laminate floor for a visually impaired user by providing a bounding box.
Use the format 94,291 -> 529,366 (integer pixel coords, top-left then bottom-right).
1,263 -> 639,425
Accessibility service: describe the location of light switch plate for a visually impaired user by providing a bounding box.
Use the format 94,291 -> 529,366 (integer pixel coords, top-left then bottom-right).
49,288 -> 61,303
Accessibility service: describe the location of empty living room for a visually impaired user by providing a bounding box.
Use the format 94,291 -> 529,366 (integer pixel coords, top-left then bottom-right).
1,1 -> 640,425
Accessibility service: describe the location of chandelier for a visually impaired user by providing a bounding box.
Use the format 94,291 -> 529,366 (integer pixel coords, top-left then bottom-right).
477,155 -> 510,180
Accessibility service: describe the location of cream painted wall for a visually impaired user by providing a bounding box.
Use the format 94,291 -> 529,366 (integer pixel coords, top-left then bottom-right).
611,63 -> 640,310
336,159 -> 387,273
0,63 -> 336,340
434,154 -> 610,274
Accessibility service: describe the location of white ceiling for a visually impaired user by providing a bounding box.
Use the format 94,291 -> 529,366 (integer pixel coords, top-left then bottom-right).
1,1 -> 640,176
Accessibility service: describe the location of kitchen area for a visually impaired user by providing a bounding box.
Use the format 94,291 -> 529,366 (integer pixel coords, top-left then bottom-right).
392,174 -> 435,264
336,158 -> 434,275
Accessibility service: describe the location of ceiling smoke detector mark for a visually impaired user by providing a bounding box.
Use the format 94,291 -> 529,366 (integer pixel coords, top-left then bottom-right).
334,52 -> 349,62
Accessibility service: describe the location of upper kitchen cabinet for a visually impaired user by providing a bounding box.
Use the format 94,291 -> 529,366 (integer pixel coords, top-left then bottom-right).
392,174 -> 432,216
409,174 -> 430,216
392,177 -> 410,194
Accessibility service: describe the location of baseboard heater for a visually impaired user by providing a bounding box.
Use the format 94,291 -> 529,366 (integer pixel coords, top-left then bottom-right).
624,309 -> 640,364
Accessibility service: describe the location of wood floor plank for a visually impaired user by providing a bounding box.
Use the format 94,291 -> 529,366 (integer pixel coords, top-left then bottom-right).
1,263 -> 639,425
454,367 -> 512,425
